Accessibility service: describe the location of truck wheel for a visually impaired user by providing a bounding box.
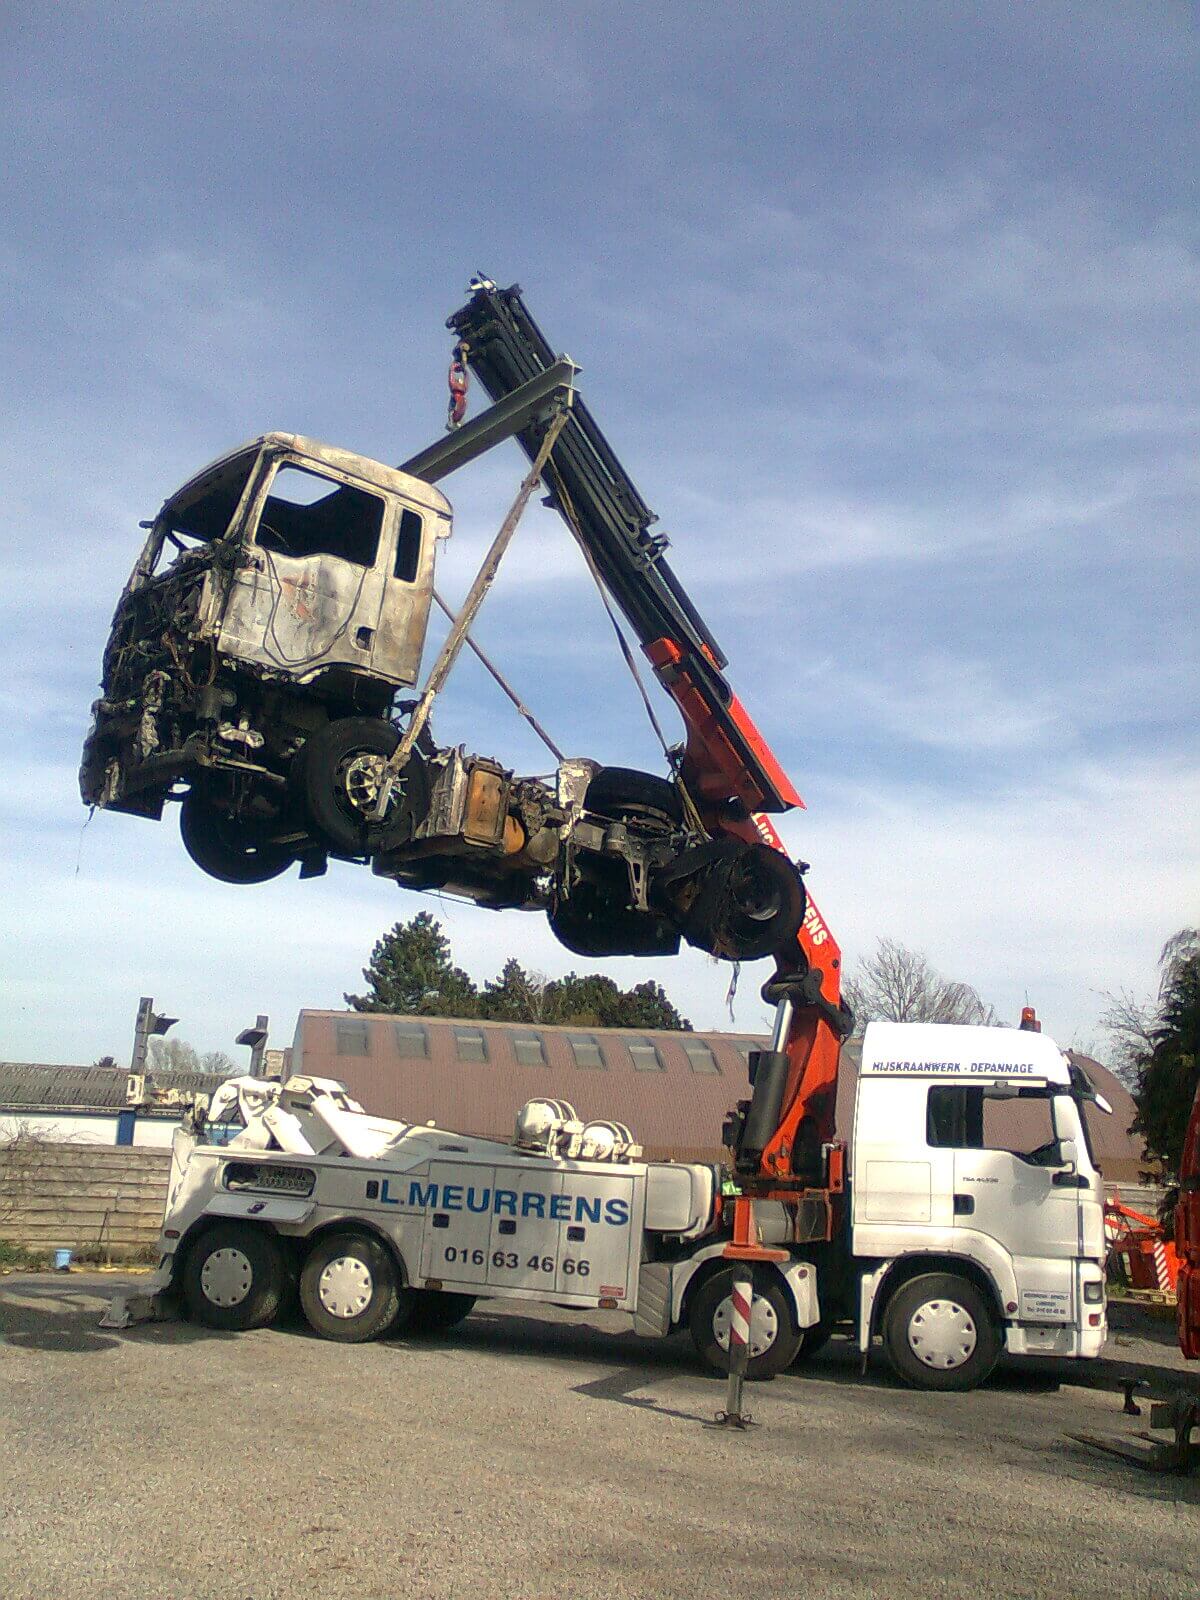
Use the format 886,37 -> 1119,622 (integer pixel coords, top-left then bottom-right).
300,718 -> 430,857
181,1223 -> 286,1331
179,789 -> 295,884
882,1272 -> 1001,1391
548,882 -> 681,958
549,767 -> 683,958
689,1267 -> 802,1380
407,1290 -> 477,1333
584,767 -> 683,826
678,843 -> 806,962
299,1231 -> 404,1344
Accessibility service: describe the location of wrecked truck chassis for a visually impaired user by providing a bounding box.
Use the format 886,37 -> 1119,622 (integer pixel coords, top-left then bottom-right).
80,432 -> 806,961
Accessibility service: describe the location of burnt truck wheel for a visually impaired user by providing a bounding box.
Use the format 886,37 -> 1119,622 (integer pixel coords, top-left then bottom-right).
179,789 -> 295,884
584,766 -> 683,825
181,1223 -> 286,1331
689,1267 -> 802,1381
299,1230 -> 405,1344
301,717 -> 430,857
882,1272 -> 1001,1391
549,767 -> 683,958
678,843 -> 806,962
548,882 -> 681,958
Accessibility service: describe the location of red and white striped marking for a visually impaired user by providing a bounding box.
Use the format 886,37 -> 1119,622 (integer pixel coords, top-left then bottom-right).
729,1281 -> 753,1352
1153,1240 -> 1171,1292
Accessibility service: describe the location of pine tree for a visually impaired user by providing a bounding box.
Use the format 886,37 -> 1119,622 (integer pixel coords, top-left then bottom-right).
345,912 -> 480,1016
1130,928 -> 1200,1193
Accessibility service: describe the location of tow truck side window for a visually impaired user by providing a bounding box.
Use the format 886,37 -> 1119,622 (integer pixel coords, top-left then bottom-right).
926,1085 -> 1057,1162
257,464 -> 384,567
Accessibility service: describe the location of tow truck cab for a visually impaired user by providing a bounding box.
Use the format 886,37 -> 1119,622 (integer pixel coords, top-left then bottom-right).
851,1022 -> 1110,1363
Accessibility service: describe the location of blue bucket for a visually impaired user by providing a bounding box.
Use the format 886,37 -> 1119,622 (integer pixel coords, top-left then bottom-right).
54,1248 -> 72,1271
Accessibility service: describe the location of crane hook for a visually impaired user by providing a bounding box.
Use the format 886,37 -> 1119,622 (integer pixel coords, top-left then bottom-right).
447,340 -> 470,430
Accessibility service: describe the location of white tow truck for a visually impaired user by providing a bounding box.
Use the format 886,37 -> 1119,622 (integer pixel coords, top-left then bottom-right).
107,1019 -> 1112,1391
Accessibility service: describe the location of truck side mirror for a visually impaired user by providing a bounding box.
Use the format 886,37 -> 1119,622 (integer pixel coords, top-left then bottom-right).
1056,1137 -> 1078,1173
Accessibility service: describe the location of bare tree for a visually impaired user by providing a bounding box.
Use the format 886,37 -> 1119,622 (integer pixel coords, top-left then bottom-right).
1098,988 -> 1157,1089
0,1123 -> 60,1239
148,1038 -> 237,1075
843,939 -> 999,1033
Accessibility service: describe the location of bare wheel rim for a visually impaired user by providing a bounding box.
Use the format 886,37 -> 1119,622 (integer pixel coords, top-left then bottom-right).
200,1247 -> 253,1308
318,1255 -> 374,1318
907,1298 -> 978,1369
339,753 -> 410,821
712,1292 -> 778,1359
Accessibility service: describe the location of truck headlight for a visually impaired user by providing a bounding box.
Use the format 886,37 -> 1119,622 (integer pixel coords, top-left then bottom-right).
1083,1281 -> 1105,1304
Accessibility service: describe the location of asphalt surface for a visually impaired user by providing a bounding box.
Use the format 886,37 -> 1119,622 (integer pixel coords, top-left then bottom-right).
1,1275 -> 1196,1600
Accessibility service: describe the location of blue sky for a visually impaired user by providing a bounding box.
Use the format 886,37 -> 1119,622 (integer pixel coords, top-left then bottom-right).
1,2 -> 1196,1066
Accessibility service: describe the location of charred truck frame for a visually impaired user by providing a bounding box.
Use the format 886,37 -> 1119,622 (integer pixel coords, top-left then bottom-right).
80,282 -> 806,965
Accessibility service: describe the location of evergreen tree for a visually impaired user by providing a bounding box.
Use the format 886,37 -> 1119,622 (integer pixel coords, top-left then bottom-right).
1130,928 -> 1200,1195
346,915 -> 691,1029
346,912 -> 480,1016
481,959 -> 550,1021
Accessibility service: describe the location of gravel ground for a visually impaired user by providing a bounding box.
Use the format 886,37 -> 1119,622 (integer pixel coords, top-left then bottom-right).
1,1274 -> 1196,1600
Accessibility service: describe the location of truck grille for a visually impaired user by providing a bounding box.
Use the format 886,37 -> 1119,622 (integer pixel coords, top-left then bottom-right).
223,1161 -> 315,1196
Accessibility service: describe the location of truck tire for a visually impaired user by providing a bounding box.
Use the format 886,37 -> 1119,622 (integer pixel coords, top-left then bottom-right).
181,1223 -> 286,1331
689,1266 -> 802,1380
549,766 -> 684,958
677,843 -> 806,962
882,1272 -> 1001,1391
299,1231 -> 404,1344
300,718 -> 430,857
584,767 -> 683,826
179,789 -> 295,884
407,1290 -> 477,1334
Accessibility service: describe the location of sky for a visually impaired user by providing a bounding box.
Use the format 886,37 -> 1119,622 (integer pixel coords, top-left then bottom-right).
1,2 -> 1196,1068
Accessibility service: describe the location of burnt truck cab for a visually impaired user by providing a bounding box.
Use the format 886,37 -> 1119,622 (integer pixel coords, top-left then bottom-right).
80,434 -> 459,881
81,432 -> 806,963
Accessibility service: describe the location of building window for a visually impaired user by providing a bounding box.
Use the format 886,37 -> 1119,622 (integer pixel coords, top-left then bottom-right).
568,1033 -> 606,1070
731,1040 -> 761,1072
393,1022 -> 428,1060
512,1033 -> 546,1067
682,1039 -> 721,1075
627,1036 -> 664,1071
335,1018 -> 370,1057
453,1026 -> 489,1063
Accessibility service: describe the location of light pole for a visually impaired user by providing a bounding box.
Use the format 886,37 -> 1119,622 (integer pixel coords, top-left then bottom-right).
131,996 -> 178,1076
236,1015 -> 270,1078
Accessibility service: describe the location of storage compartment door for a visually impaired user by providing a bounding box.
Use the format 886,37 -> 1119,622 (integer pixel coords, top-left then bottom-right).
418,1163 -> 495,1287
487,1167 -> 564,1291
554,1174 -> 639,1303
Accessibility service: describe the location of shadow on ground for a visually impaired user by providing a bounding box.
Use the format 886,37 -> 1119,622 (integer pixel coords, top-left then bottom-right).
0,1275 -> 233,1355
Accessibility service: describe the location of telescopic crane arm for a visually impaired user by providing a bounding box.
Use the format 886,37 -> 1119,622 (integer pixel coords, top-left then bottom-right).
442,279 -> 850,1207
